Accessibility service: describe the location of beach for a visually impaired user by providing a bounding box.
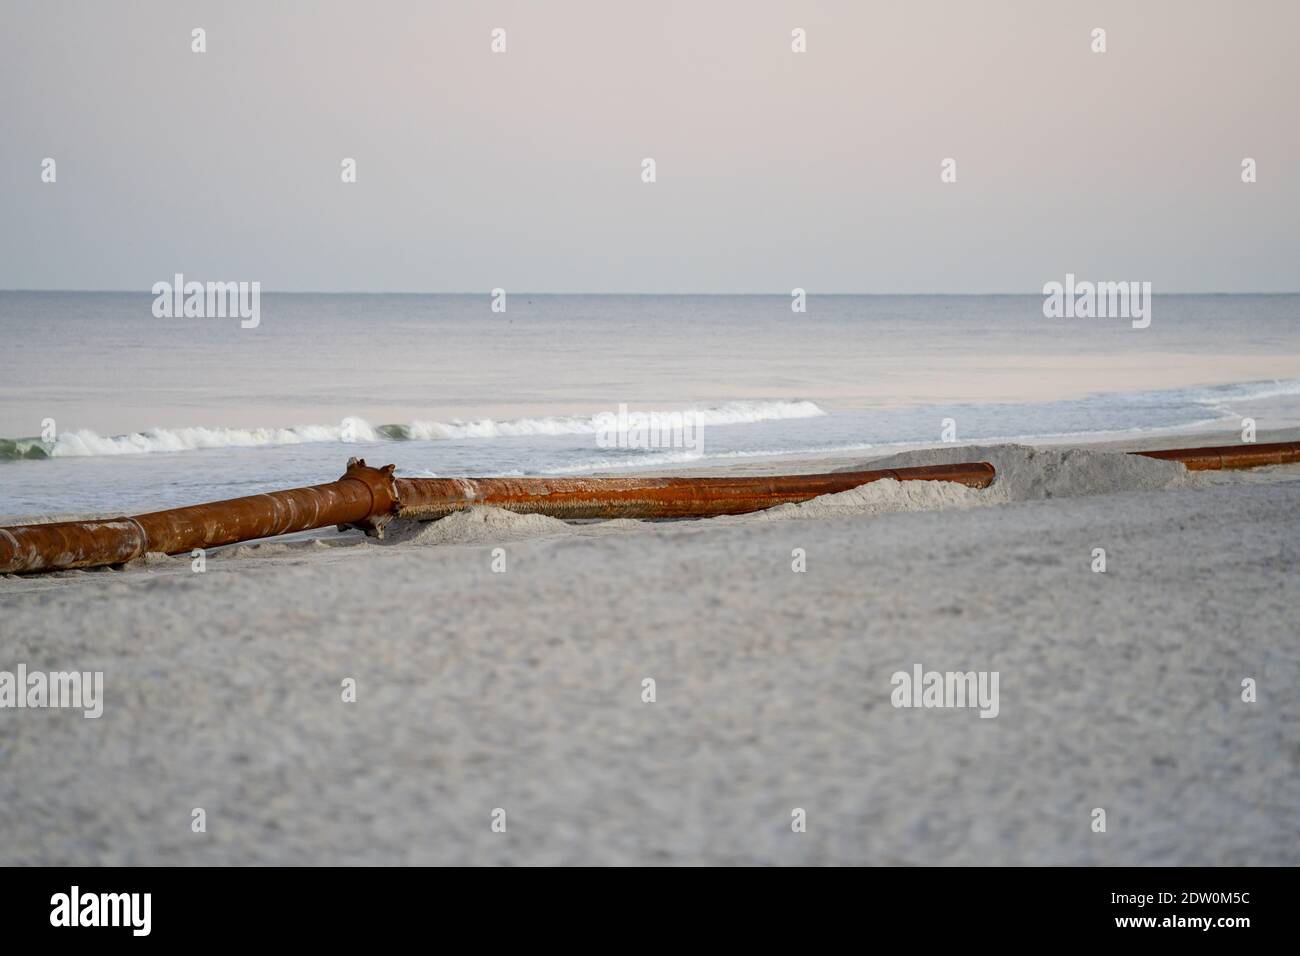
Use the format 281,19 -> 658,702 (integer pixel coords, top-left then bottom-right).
3,431 -> 1298,866
5,0 -> 1300,907
3,289 -> 1298,869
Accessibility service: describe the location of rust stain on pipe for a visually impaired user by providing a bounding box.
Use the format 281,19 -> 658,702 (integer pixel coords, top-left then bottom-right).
392,463 -> 994,521
0,460 -> 989,574
1,439 -> 1297,576
0,459 -> 397,576
1132,440 -> 1300,471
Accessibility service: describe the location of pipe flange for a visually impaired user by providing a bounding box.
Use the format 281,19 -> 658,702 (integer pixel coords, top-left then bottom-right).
338,458 -> 399,538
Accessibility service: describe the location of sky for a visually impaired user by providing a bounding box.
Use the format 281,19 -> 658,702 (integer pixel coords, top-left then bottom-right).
1,0 -> 1297,293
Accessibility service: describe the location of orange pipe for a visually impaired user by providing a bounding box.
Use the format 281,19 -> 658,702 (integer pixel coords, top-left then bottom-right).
1132,440 -> 1300,471
0,459 -> 397,575
0,459 -> 991,574
391,463 -> 995,521
1,440 -> 1296,576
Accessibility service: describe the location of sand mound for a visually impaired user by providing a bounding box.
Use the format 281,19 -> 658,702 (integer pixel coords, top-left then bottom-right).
753,476 -> 985,521
842,443 -> 1196,502
752,444 -> 1193,521
381,506 -> 572,546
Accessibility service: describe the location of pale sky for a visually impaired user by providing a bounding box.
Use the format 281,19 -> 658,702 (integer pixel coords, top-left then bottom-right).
2,0 -> 1297,292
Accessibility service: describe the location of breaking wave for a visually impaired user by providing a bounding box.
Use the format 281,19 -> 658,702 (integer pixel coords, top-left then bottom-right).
12,401 -> 826,458
397,400 -> 825,440
1188,378 -> 1300,412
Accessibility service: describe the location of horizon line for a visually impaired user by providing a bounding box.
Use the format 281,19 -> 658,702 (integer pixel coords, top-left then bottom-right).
3,288 -> 1298,297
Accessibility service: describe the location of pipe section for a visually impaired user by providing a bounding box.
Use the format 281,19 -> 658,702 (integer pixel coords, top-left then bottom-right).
2,440 -> 1296,576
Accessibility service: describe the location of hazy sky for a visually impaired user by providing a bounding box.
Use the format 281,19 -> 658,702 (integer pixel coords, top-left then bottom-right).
2,0 -> 1297,292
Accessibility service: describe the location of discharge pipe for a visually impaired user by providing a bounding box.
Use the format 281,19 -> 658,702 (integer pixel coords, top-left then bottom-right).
1,441 -> 1297,576
0,459 -> 992,574
1131,440 -> 1300,471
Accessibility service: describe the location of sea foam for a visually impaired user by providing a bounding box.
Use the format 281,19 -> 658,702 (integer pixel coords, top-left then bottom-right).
44,401 -> 825,457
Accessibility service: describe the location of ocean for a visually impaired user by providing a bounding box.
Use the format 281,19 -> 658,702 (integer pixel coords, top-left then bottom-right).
2,292 -> 1298,516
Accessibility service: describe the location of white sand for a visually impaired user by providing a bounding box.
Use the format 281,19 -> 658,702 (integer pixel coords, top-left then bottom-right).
381,507 -> 575,546
1,438 -> 1298,865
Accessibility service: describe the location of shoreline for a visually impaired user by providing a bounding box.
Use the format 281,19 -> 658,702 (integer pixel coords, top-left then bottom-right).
3,425 -> 1299,531
4,361 -> 1299,442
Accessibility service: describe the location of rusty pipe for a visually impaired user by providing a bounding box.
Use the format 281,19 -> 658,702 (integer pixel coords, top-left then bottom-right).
0,460 -> 991,574
2,439 -> 1297,577
0,459 -> 398,575
392,463 -> 994,521
1131,440 -> 1300,471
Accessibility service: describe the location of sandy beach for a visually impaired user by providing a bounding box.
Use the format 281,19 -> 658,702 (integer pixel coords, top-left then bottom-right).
3,430 -> 1297,866
7,0 -> 1300,920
